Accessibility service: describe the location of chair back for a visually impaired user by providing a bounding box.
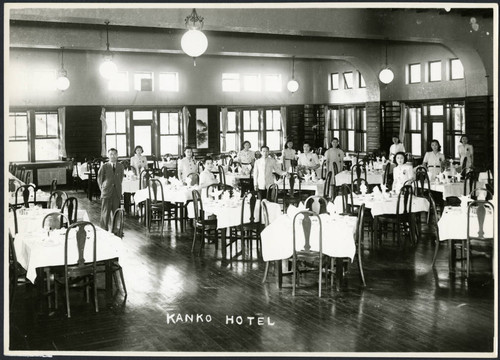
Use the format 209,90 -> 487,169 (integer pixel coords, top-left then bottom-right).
383,163 -> 391,185
355,203 -> 365,245
64,221 -> 97,272
148,178 -> 165,203
414,166 -> 430,197
24,171 -> 31,184
266,183 -> 279,203
187,172 -> 200,186
9,163 -> 15,174
198,161 -> 205,173
461,157 -> 468,176
240,191 -> 258,225
323,171 -> 333,199
111,208 -> 125,238
261,199 -> 271,226
304,196 -> 328,214
351,163 -> 367,190
467,200 -> 494,241
50,179 -> 58,194
464,170 -> 477,195
218,165 -> 227,185
42,212 -> 70,230
162,161 -> 178,179
61,197 -> 79,225
469,187 -> 493,201
15,184 -> 37,208
285,173 -> 301,196
191,190 -> 204,223
19,168 -> 26,183
352,178 -> 370,195
320,161 -> 327,180
340,184 -> 356,215
332,162 -> 339,176
293,210 -> 322,253
396,184 -> 413,216
48,190 -> 68,210
405,152 -> 413,163
9,205 -> 18,234
91,161 -> 101,180
140,168 -> 154,189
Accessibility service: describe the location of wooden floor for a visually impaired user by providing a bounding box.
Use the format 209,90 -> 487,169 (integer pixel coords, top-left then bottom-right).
8,190 -> 495,354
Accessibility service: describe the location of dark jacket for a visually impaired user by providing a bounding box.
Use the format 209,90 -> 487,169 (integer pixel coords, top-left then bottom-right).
97,162 -> 124,199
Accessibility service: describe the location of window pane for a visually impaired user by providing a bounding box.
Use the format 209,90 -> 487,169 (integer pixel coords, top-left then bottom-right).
116,135 -> 127,156
134,126 -> 151,155
228,112 -> 236,131
451,59 -> 464,80
348,131 -> 355,151
331,73 -> 339,90
363,133 -> 367,152
346,109 -> 355,129
409,108 -> 421,130
429,105 -> 443,116
250,111 -> 259,130
106,113 -> 116,133
266,131 -> 280,151
47,113 -> 58,136
343,72 -> 354,89
411,134 -> 421,156
7,141 -> 29,162
134,72 -> 153,91
35,114 -> 46,136
410,64 -> 421,83
331,110 -> 339,129
222,73 -> 240,92
452,106 -> 465,131
225,133 -> 238,152
106,135 -> 117,151
161,135 -> 179,155
429,61 -> 442,81
263,74 -> 281,92
266,110 -> 273,130
359,72 -> 366,88
109,72 -> 129,91
12,113 -> 28,139
243,132 -> 258,149
432,123 -> 444,149
273,111 -> 281,129
454,135 -> 462,158
35,138 -> 59,161
243,74 -> 261,92
133,111 -> 153,121
115,112 -> 126,133
159,73 -> 179,92
169,113 -> 179,134
361,109 -> 366,130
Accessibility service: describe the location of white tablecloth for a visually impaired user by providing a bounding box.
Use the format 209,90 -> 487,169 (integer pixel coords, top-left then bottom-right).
274,179 -> 324,195
438,206 -> 494,241
334,170 -> 384,186
332,193 -> 429,217
122,178 -> 140,193
9,208 -> 89,234
261,213 -> 357,262
9,190 -> 51,205
14,226 -> 122,283
134,181 -> 197,205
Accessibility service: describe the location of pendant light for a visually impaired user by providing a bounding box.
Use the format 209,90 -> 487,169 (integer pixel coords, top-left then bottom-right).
181,9 -> 208,66
99,21 -> 118,79
56,47 -> 70,91
287,56 -> 299,93
378,40 -> 394,84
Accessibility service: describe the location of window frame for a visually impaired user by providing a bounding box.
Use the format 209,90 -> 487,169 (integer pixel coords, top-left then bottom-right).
343,72 -> 354,89
330,73 -> 340,90
134,71 -> 154,91
409,63 -> 421,84
105,110 -> 128,157
450,58 -> 465,80
429,60 -> 442,82
358,71 -> 366,88
159,110 -> 181,156
328,104 -> 367,152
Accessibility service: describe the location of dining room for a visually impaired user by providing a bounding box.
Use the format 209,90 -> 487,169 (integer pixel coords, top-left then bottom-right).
5,3 -> 497,357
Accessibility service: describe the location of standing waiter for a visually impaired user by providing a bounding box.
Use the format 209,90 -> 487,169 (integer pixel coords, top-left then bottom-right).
98,148 -> 124,230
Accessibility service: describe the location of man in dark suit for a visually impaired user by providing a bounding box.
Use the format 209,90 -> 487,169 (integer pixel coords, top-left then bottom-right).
98,148 -> 124,230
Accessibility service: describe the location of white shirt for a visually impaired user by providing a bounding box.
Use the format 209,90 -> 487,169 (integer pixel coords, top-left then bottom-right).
389,143 -> 406,159
324,147 -> 344,174
423,151 -> 445,180
297,152 -> 320,177
253,157 -> 285,190
458,144 -> 473,169
199,169 -> 218,188
178,157 -> 198,181
392,164 -> 414,193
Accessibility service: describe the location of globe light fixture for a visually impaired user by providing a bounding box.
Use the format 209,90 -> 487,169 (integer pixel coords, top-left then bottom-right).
287,56 -> 300,93
99,21 -> 118,79
378,40 -> 394,84
56,47 -> 70,91
181,9 -> 208,66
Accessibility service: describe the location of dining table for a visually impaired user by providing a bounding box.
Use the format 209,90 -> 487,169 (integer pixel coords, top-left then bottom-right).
9,189 -> 51,207
274,177 -> 325,196
334,169 -> 385,186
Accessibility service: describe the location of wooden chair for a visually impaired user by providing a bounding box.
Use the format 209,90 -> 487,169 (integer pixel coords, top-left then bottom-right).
198,161 -> 205,173
266,183 -> 279,203
53,221 -> 98,318
42,212 -> 70,230
187,172 -> 200,186
72,159 -> 83,192
430,196 -> 443,267
9,204 -> 19,234
261,200 -> 275,283
382,162 -> 392,187
304,195 -> 328,214
147,178 -> 165,234
320,161 -> 327,180
469,187 -> 493,201
14,184 -> 37,208
352,178 -> 370,195
88,160 -> 101,200
9,163 -> 16,174
48,190 -> 68,210
50,179 -> 58,194
414,166 -> 431,197
108,208 -> 127,296
292,211 -> 323,297
61,197 -> 79,226
18,167 -> 26,183
162,160 -> 178,179
283,173 -> 302,212
218,165 -> 227,185
463,170 -> 477,196
340,184 -> 356,216
24,170 -> 31,184
191,190 -> 219,255
9,230 -> 27,310
323,171 -> 333,201
229,191 -> 261,260
351,163 -> 367,193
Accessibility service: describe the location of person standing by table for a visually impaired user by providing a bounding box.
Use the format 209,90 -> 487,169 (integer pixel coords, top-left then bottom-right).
199,156 -> 219,188
389,136 -> 405,162
324,137 -> 344,175
98,148 -> 124,230
130,145 -> 148,175
458,135 -> 474,171
392,151 -> 414,193
297,142 -> 320,177
178,146 -> 198,182
282,140 -> 297,171
237,141 -> 256,165
254,145 -> 287,200
423,139 -> 445,181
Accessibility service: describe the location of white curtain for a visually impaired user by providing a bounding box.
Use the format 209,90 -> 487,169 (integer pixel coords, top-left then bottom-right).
57,107 -> 67,158
399,103 -> 408,147
323,105 -> 331,149
280,106 -> 287,148
221,107 -> 228,152
182,106 -> 190,149
236,109 -> 242,149
100,107 -> 107,157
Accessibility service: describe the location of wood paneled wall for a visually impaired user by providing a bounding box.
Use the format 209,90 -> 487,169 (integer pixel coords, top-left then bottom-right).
65,106 -> 103,161
465,96 -> 493,170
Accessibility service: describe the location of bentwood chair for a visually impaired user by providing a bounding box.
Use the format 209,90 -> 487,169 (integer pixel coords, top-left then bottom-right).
218,165 -> 227,186
61,197 -> 79,226
106,208 -> 127,296
191,189 -> 219,256
14,184 -> 37,208
283,173 -> 302,212
229,191 -> 261,260
48,190 -> 68,210
147,178 -> 165,234
351,163 -> 367,193
323,171 -> 333,201
206,183 -> 234,199
42,212 -> 70,231
50,179 -> 58,194
339,184 -> 356,216
266,183 -> 279,203
304,195 -> 328,214
186,172 -> 200,186
414,166 -> 431,198
53,221 -> 98,318
9,229 -> 27,310
463,170 -> 477,196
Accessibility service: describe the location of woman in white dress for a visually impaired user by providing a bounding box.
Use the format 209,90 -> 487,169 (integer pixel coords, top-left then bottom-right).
324,137 -> 344,175
130,145 -> 148,175
458,135 -> 473,170
422,140 -> 445,181
389,136 -> 405,162
282,140 -> 296,171
237,141 -> 256,165
392,152 -> 414,193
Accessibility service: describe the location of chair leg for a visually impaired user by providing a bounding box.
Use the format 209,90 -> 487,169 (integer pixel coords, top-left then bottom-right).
262,262 -> 270,283
431,239 -> 440,267
357,247 -> 366,287
292,256 -> 297,296
118,268 -> 127,296
191,228 -> 198,253
93,276 -> 99,313
65,278 -> 71,318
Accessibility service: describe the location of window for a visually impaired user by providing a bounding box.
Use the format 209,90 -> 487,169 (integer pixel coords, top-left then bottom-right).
8,112 -> 29,162
329,109 -> 340,140
265,110 -> 282,151
132,111 -> 153,155
108,71 -> 129,91
220,110 -> 238,152
134,72 -> 153,91
242,110 -> 259,148
429,61 -> 442,82
33,70 -> 56,91
450,59 -> 464,80
222,73 -> 240,92
105,111 -> 127,156
35,112 -> 59,161
409,63 -> 421,84
343,72 -> 354,89
429,105 -> 444,116
359,72 -> 366,88
159,72 -> 179,92
407,107 -> 422,156
159,111 -> 180,155
242,74 -> 261,92
330,73 -> 339,90
450,103 -> 465,158
263,74 -> 281,92
345,108 -> 355,151
356,108 -> 367,152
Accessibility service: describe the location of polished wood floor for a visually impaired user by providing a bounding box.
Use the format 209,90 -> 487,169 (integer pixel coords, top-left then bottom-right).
8,189 -> 495,353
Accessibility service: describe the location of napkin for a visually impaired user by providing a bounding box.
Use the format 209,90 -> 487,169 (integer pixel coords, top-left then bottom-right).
185,177 -> 192,186
455,173 -> 462,182
380,183 -> 387,193
222,191 -> 231,201
326,202 -> 337,215
360,184 -> 367,195
373,186 -> 381,195
460,195 -> 471,210
210,189 -> 223,199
